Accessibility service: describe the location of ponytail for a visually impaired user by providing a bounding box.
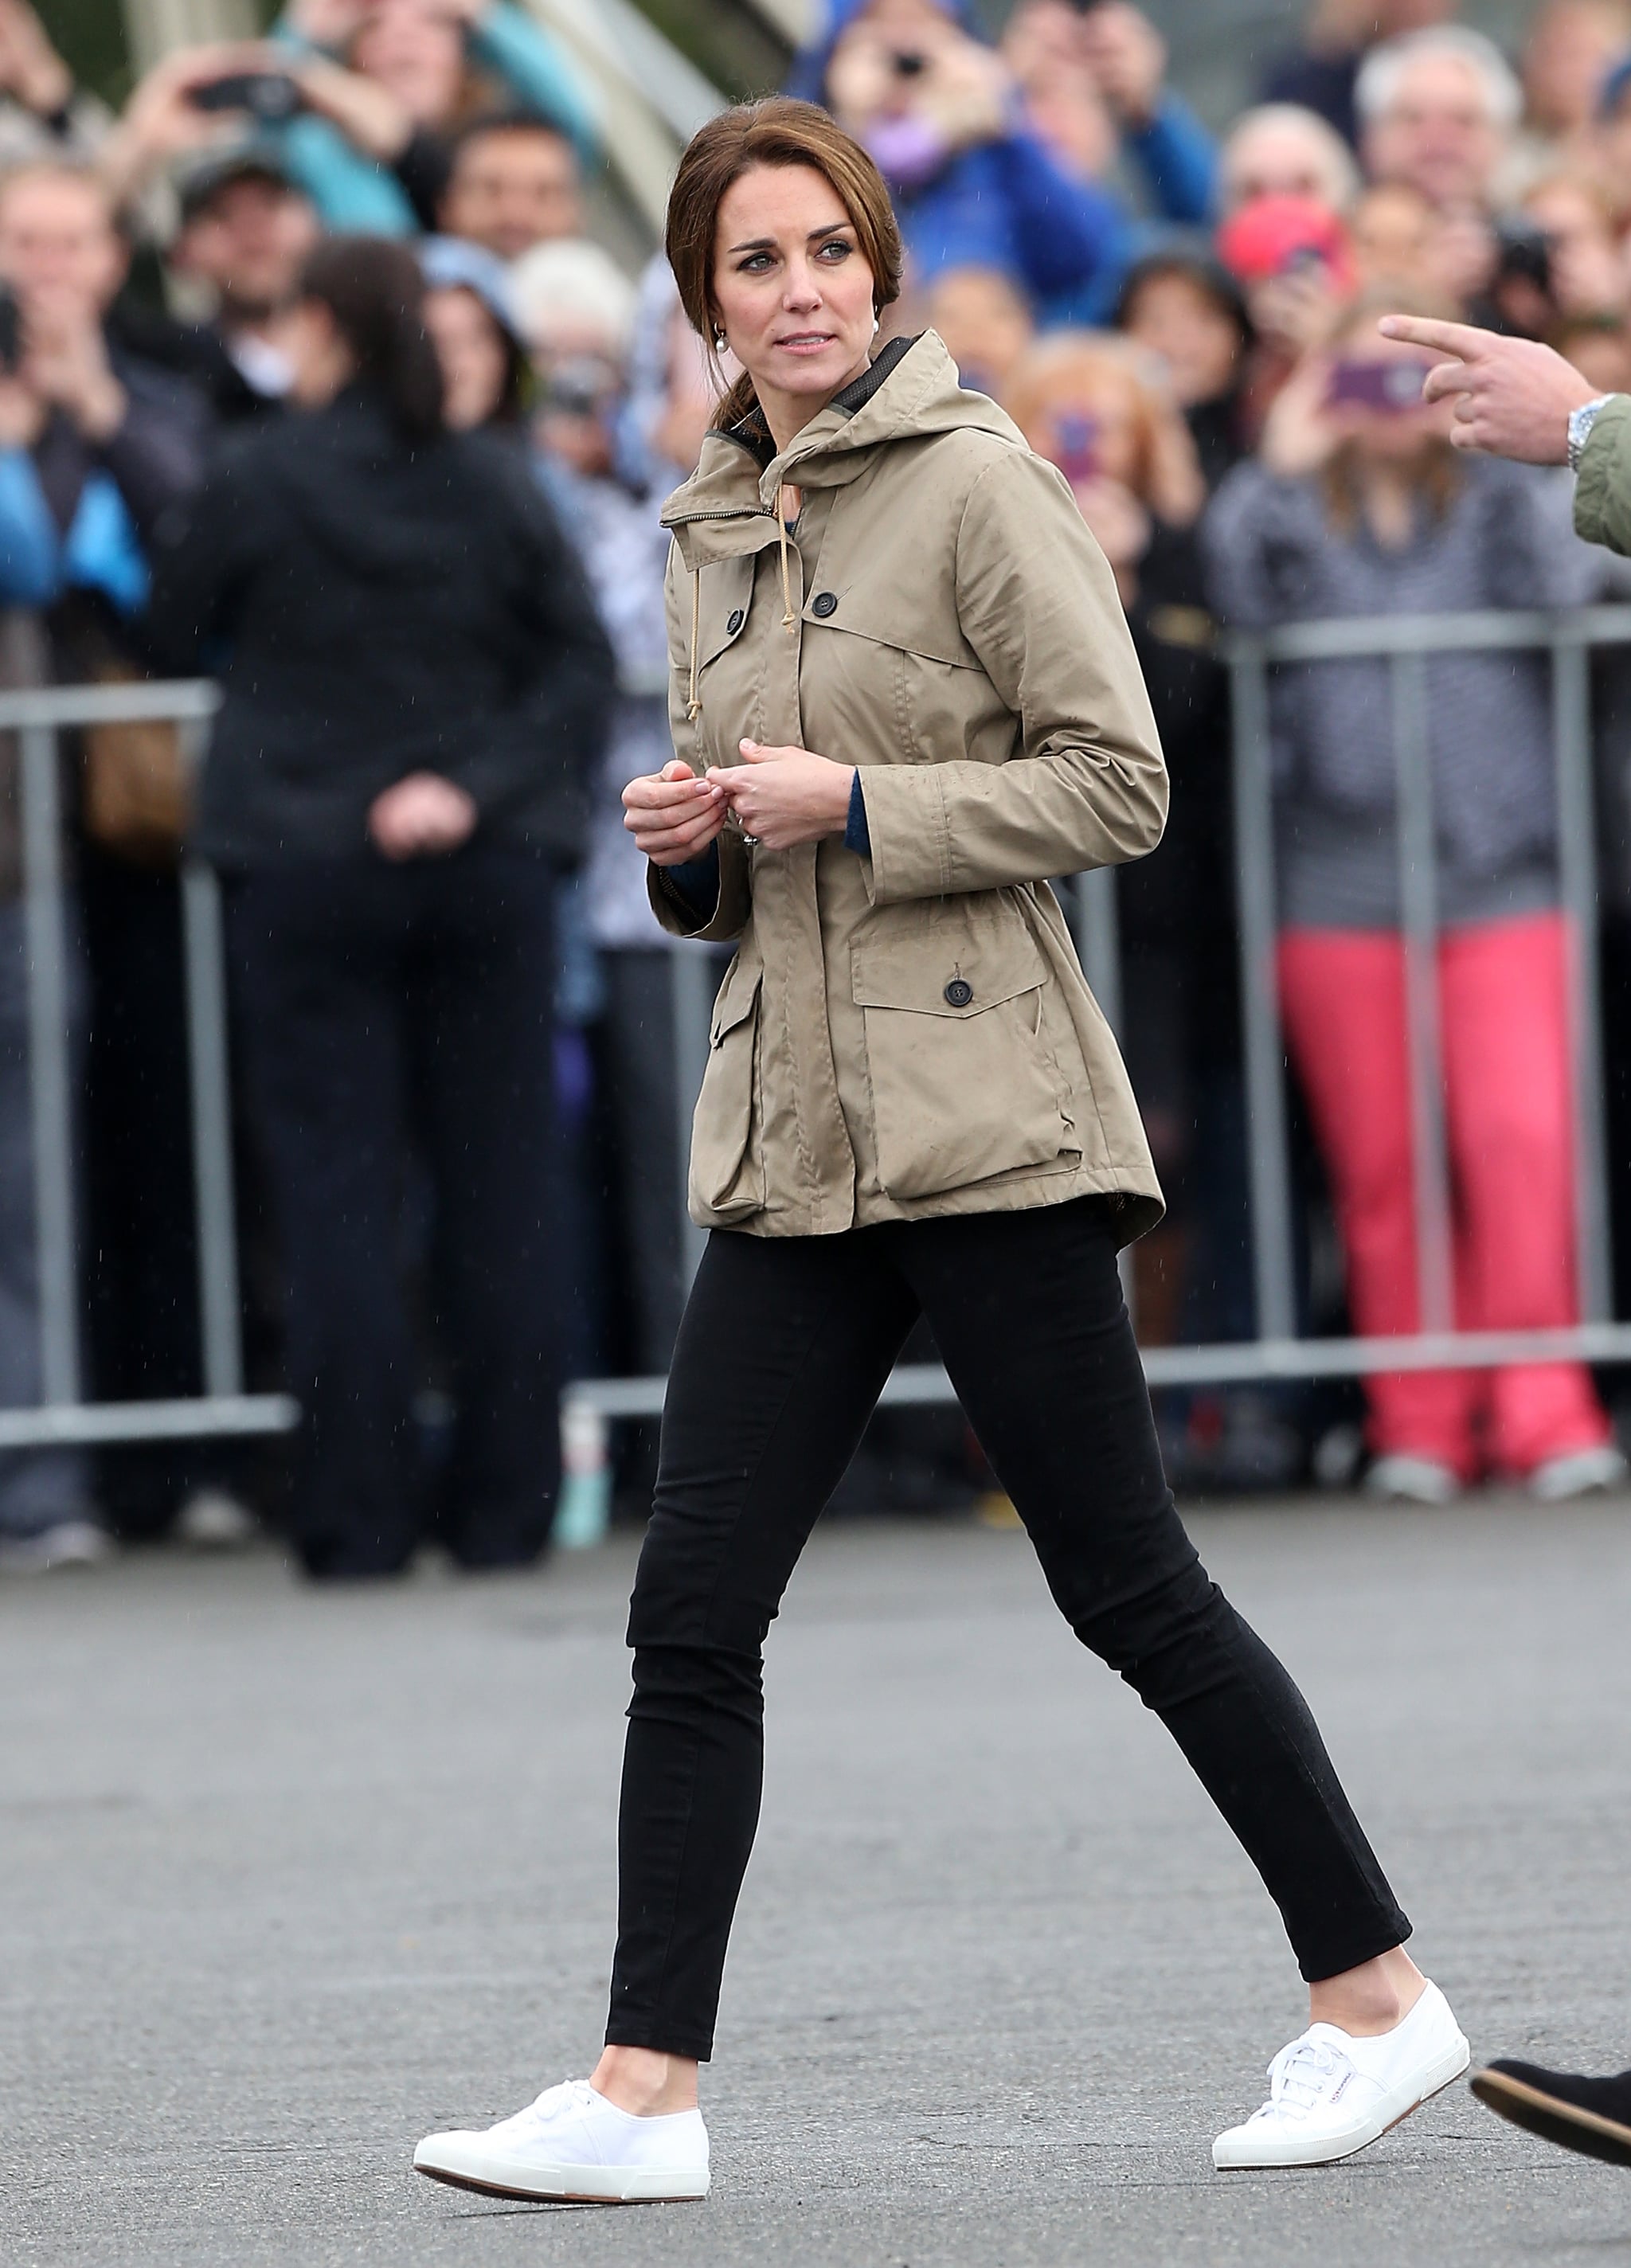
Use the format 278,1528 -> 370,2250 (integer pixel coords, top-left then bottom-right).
300,235 -> 444,444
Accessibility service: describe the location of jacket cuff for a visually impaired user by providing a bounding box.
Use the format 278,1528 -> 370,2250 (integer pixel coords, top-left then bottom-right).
854,764 -> 948,905
647,831 -> 752,940
664,844 -> 721,913
1574,394 -> 1631,551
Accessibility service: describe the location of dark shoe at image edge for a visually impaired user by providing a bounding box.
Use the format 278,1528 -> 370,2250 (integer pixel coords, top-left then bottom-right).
1470,2062 -> 1631,2167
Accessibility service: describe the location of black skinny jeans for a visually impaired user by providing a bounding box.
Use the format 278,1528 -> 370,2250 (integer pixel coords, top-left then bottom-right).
607,1197 -> 1410,2061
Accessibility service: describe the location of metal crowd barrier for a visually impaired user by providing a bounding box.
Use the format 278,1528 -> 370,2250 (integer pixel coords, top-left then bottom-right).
568,603 -> 1631,1422
14,638 -> 1631,1461
0,679 -> 295,1452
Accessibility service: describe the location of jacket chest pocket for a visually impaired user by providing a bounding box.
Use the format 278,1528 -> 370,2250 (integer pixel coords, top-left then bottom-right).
689,957 -> 765,1218
851,929 -> 1077,1201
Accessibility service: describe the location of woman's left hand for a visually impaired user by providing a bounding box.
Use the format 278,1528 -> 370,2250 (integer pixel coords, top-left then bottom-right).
708,741 -> 855,854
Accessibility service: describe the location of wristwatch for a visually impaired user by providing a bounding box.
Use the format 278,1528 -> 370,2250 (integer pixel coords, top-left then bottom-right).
1567,395 -> 1618,473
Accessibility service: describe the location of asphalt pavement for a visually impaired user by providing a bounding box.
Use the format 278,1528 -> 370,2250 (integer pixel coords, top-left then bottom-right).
3,1492 -> 1629,2267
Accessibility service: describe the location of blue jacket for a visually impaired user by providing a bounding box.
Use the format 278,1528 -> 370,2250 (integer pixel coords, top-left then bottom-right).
897,129 -> 1132,322
787,0 -> 1216,317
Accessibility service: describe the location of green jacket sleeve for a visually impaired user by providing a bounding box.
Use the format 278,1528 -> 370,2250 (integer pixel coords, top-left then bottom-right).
1574,394 -> 1631,556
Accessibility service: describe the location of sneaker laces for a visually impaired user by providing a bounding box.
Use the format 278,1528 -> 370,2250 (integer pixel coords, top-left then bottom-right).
1253,2035 -> 1352,2123
524,2079 -> 599,2121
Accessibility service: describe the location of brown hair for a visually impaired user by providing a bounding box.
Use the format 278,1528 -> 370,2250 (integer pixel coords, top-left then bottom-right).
665,97 -> 903,432
301,235 -> 444,444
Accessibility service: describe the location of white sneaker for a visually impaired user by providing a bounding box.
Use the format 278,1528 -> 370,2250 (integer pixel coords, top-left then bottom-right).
413,2079 -> 710,2203
1527,1445 -> 1628,1502
1365,1455 -> 1461,1506
1213,1980 -> 1470,2169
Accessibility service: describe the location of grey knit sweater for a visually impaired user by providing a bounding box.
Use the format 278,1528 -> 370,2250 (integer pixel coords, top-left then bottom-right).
1203,452 -> 1598,929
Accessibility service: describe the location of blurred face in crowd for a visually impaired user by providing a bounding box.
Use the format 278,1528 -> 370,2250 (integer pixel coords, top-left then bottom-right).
423,283 -> 510,429
1349,181 -> 1438,287
1120,268 -> 1243,406
172,176 -> 321,324
924,264 -> 1034,396
1363,53 -> 1508,210
1523,174 -> 1627,315
1522,0 -> 1628,133
0,168 -> 124,318
710,163 -> 877,429
851,0 -> 956,60
1012,353 -> 1145,495
648,309 -> 715,477
1222,111 -> 1355,213
999,0 -> 1117,177
351,0 -> 465,127
535,352 -> 619,475
440,126 -> 581,263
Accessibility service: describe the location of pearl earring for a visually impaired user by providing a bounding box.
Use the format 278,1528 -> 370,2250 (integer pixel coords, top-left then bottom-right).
714,329 -> 727,352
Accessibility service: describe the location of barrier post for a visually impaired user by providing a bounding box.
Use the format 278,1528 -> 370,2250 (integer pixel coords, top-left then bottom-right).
19,721 -> 79,1406
181,858 -> 244,1398
1552,632 -> 1613,1321
1228,638 -> 1297,1342
1390,650 -> 1454,1334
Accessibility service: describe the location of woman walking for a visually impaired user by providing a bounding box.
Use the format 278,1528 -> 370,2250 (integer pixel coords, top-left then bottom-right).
414,100 -> 1465,2199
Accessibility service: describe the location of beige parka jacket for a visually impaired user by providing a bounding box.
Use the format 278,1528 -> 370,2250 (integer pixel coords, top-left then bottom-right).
651,330 -> 1168,1244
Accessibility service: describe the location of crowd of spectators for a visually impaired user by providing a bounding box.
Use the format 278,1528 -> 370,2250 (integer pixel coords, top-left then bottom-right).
4,0 -> 1631,1573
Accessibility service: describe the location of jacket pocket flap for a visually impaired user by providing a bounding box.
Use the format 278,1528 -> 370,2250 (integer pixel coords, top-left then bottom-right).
803,596 -> 979,671
696,556 -> 757,670
851,929 -> 1048,1017
710,959 -> 762,1044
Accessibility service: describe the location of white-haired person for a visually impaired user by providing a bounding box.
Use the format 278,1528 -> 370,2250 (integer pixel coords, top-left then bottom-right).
1357,25 -> 1521,301
1220,101 -> 1360,213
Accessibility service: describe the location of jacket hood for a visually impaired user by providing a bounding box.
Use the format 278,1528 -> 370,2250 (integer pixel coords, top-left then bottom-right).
661,330 -> 1022,569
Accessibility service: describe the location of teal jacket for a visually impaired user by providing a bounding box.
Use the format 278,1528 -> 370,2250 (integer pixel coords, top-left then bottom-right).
271,2 -> 598,236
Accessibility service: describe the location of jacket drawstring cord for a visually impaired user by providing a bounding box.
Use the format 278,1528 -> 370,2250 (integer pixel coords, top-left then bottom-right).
686,568 -> 702,720
777,483 -> 796,631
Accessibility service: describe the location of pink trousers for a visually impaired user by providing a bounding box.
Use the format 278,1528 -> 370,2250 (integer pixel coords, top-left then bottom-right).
1277,912 -> 1612,1480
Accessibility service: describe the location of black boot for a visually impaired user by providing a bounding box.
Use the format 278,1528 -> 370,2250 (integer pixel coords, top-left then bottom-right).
1471,2061 -> 1631,2166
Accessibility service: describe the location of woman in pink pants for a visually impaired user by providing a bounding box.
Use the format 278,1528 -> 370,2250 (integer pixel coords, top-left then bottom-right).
1206,292 -> 1623,1502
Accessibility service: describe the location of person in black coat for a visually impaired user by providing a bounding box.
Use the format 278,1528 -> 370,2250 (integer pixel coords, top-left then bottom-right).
147,234 -> 613,1580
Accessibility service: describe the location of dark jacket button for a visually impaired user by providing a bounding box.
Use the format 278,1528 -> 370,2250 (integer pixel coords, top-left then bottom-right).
726,608 -> 744,634
944,978 -> 974,1008
811,591 -> 838,618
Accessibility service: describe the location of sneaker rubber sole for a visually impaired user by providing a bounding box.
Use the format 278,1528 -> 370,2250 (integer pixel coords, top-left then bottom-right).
1469,2067 -> 1631,2168
413,2140 -> 708,2203
1214,2035 -> 1471,2169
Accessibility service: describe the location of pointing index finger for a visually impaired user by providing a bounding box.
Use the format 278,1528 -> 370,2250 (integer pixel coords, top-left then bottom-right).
1377,313 -> 1488,362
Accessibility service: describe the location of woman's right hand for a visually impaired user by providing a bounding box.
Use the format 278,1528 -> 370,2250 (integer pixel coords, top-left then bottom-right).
624,759 -> 729,866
